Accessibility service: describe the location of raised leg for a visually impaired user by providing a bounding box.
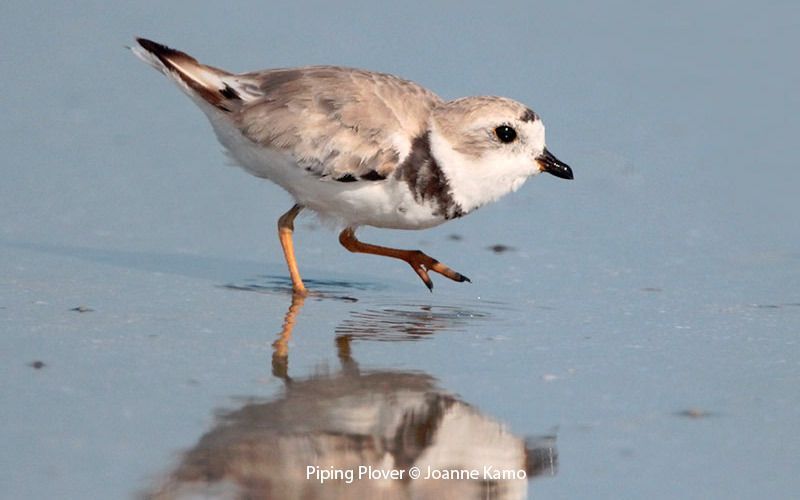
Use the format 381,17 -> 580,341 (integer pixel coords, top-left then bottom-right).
277,204 -> 306,295
338,227 -> 470,291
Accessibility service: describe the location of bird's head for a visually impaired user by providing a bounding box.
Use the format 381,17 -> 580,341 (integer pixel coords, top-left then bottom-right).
429,96 -> 572,214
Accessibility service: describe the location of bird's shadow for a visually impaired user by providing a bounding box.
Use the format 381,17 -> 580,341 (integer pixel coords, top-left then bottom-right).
0,239 -> 391,293
1,239 -> 268,281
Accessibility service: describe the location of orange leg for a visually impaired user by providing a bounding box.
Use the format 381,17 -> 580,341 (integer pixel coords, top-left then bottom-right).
277,204 -> 307,295
338,227 -> 470,291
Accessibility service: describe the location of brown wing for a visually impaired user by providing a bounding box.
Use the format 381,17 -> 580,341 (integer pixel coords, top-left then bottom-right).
228,66 -> 441,181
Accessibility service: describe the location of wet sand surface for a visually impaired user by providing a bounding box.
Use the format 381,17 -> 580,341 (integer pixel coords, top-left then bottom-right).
2,2 -> 798,499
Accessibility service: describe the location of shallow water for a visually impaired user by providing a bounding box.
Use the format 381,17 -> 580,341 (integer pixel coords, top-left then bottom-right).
145,286 -> 558,499
2,1 -> 799,499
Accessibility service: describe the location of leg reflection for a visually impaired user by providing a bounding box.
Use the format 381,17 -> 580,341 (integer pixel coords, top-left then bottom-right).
335,334 -> 360,376
271,292 -> 306,382
147,295 -> 558,499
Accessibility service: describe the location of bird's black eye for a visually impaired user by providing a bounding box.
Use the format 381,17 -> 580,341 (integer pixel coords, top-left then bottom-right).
494,125 -> 517,143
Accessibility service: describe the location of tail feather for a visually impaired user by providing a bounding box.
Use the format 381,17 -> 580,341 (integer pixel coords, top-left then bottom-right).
132,37 -> 242,112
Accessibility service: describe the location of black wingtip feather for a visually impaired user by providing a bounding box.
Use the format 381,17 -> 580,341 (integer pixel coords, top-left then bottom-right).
136,38 -> 178,57
135,37 -> 196,71
134,37 -> 237,112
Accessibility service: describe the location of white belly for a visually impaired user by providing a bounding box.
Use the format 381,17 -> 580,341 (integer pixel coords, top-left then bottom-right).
210,117 -> 446,229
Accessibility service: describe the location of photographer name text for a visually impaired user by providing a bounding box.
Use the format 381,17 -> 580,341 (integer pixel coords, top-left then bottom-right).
306,465 -> 526,484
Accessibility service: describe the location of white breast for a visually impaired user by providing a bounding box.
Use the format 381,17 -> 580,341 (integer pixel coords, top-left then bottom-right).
429,124 -> 539,214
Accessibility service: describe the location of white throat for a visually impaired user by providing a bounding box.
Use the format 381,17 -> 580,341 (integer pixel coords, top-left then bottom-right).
428,125 -> 537,214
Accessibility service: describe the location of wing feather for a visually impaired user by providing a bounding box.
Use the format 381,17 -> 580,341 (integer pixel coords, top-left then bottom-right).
227,66 -> 441,180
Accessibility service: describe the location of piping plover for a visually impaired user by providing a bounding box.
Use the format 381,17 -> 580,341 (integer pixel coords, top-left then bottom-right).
132,38 -> 573,294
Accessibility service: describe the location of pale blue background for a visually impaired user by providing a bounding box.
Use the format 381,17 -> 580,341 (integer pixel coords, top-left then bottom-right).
1,1 -> 798,498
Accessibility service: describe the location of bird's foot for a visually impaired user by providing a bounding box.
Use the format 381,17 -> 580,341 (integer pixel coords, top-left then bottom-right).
404,250 -> 470,291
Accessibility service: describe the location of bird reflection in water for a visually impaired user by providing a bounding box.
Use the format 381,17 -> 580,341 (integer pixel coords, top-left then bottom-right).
147,294 -> 557,499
